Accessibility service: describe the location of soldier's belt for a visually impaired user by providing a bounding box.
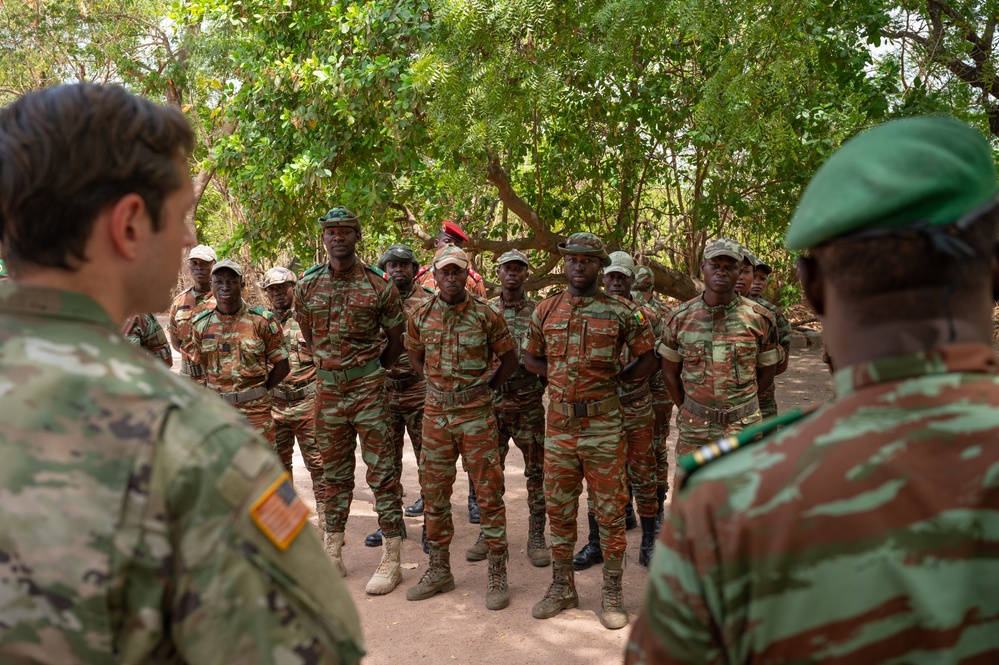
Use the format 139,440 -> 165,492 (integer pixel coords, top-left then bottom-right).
386,375 -> 422,392
551,395 -> 621,418
218,385 -> 269,405
426,383 -> 489,406
270,381 -> 317,402
619,382 -> 651,405
495,374 -> 542,395
682,396 -> 759,425
316,357 -> 381,385
181,358 -> 205,378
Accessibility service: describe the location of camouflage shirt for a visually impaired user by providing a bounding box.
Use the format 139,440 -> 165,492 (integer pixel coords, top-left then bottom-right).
272,307 -> 316,387
660,294 -> 781,409
122,313 -> 172,366
753,296 -> 791,359
415,265 -> 487,297
406,293 -> 515,401
619,302 -> 662,396
167,286 -> 216,358
191,304 -> 289,394
293,262 -> 404,371
490,294 -> 543,394
525,291 -> 656,406
387,285 -> 435,382
0,284 -> 363,664
627,343 -> 999,664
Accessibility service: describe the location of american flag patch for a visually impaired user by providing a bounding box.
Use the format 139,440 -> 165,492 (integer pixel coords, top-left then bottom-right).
250,474 -> 309,550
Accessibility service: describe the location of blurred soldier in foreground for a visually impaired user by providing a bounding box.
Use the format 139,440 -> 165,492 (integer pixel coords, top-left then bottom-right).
628,116 -> 999,663
0,83 -> 363,664
122,313 -> 173,366
168,243 -> 216,383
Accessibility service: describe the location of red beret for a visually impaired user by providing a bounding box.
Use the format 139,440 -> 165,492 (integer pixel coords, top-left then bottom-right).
440,221 -> 469,243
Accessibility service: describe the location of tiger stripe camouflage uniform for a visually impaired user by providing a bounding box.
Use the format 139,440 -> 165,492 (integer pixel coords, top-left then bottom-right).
168,285 -> 215,383
0,283 -> 364,664
661,294 -> 781,458
293,260 -> 405,542
752,296 -> 791,419
122,313 -> 172,366
191,301 -> 288,446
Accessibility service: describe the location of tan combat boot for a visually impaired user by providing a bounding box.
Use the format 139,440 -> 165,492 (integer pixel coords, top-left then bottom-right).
465,530 -> 487,562
406,546 -> 455,601
365,535 -> 402,595
600,561 -> 628,630
324,531 -> 346,577
531,560 -> 579,619
485,549 -> 510,610
527,514 -> 551,567
314,502 -> 326,535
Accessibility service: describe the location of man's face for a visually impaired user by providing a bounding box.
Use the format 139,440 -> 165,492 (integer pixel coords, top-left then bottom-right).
750,269 -> 769,298
434,232 -> 463,249
601,270 -> 634,298
498,261 -> 529,291
434,263 -> 468,301
264,282 -> 294,311
701,255 -> 741,295
563,254 -> 602,292
143,156 -> 195,311
322,225 -> 359,260
384,260 -> 415,292
211,269 -> 243,310
189,258 -> 213,289
734,260 -> 754,296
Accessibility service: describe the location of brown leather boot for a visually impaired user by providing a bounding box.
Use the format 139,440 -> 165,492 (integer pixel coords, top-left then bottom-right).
527,513 -> 551,567
485,550 -> 510,610
406,546 -> 455,601
532,560 -> 579,619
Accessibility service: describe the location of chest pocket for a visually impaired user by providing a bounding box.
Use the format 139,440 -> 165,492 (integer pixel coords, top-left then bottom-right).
198,336 -> 219,369
585,318 -> 619,367
733,340 -> 758,383
239,337 -> 266,376
543,320 -> 569,357
305,291 -> 331,338
680,341 -> 707,385
423,331 -> 443,369
346,293 -> 378,334
294,330 -> 313,366
459,330 -> 489,373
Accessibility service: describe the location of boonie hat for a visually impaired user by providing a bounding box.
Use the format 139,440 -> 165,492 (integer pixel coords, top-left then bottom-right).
497,249 -> 531,268
557,233 -> 611,267
703,238 -> 745,262
189,244 -> 217,262
211,258 -> 243,278
434,245 -> 469,270
378,244 -> 419,269
261,266 -> 296,288
604,251 -> 635,277
786,116 -> 999,251
319,206 -> 360,230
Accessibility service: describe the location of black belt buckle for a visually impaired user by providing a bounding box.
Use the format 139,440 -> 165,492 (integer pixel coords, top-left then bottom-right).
571,402 -> 588,418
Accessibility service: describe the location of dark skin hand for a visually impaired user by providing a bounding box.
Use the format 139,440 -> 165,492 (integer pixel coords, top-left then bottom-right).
266,359 -> 290,389
169,257 -> 215,352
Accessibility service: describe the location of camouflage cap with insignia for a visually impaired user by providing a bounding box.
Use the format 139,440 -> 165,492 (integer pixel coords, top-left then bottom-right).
497,249 -> 531,269
433,244 -> 469,269
557,232 -> 611,267
703,237 -> 745,262
378,243 -> 419,270
261,266 -> 296,288
604,250 -> 635,276
786,116 -> 999,252
633,265 -> 654,291
318,206 -> 360,230
211,258 -> 242,277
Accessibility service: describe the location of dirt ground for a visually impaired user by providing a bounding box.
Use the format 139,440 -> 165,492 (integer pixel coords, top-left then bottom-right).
273,344 -> 835,665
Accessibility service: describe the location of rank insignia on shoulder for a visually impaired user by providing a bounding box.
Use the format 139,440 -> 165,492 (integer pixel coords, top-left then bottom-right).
250,473 -> 310,550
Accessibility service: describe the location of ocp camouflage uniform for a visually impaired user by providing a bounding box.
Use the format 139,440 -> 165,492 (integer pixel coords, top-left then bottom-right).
191,304 -> 288,446
294,262 -> 405,539
406,293 -> 515,555
627,344 -> 999,664
753,296 -> 791,420
526,290 -> 656,566
0,283 -> 364,664
660,294 -> 781,458
168,285 -> 215,383
122,313 -> 172,366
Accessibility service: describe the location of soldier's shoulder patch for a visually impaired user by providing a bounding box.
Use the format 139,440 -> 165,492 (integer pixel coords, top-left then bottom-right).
302,264 -> 324,278
250,305 -> 271,318
250,473 -> 310,550
421,285 -> 436,295
635,309 -> 646,325
191,309 -> 215,326
364,264 -> 390,280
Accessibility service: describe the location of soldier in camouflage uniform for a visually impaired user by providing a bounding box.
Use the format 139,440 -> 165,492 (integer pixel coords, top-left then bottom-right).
628,116 -> 999,664
261,266 -> 326,517
168,243 -> 216,383
524,233 -> 658,630
465,249 -> 549,567
735,250 -> 791,420
660,238 -> 782,459
415,220 -> 487,299
191,259 -> 290,446
0,82 -> 363,664
122,313 -> 173,366
294,206 -> 407,596
749,258 -> 772,299
405,245 -> 518,609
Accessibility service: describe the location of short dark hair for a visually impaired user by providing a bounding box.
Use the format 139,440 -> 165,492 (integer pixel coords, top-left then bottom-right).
0,83 -> 194,271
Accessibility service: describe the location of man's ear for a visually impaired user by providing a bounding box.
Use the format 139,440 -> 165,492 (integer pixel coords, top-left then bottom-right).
796,255 -> 825,317
107,193 -> 149,261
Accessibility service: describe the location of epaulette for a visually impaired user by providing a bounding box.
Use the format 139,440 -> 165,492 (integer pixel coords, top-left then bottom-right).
250,305 -> 271,318
302,264 -> 324,278
678,407 -> 809,489
416,265 -> 430,279
191,308 -> 215,326
365,264 -> 390,280
421,285 -> 436,295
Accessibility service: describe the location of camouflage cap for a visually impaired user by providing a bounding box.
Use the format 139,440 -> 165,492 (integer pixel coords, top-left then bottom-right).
604,250 -> 635,277
786,116 -> 999,251
633,265 -> 654,291
211,258 -> 243,278
497,249 -> 531,269
433,244 -> 469,270
557,232 -> 611,267
188,244 -> 217,262
318,206 -> 360,230
703,237 -> 745,262
741,248 -> 758,265
378,243 -> 419,270
261,266 -> 297,288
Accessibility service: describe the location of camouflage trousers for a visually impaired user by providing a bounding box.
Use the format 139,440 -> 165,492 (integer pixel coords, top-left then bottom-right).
676,403 -> 762,458
233,394 -> 275,446
545,410 -> 628,563
620,391 -> 657,517
651,380 -> 672,490
759,384 -> 778,420
422,399 -> 507,554
494,388 -> 545,519
315,371 -> 402,538
273,392 -> 326,505
387,379 -> 426,497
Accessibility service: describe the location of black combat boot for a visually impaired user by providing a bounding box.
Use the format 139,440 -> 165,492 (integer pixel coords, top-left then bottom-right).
639,516 -> 656,567
624,499 -> 638,531
364,529 -> 383,547
421,517 -> 430,554
467,475 -> 481,524
572,512 -> 604,570
405,495 -> 424,517
654,485 -> 667,536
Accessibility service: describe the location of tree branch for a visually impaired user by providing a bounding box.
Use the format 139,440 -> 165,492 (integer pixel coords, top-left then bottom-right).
388,202 -> 434,248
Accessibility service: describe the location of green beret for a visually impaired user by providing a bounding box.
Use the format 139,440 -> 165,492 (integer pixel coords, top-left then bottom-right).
558,232 -> 611,267
319,206 -> 360,230
786,116 -> 999,250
